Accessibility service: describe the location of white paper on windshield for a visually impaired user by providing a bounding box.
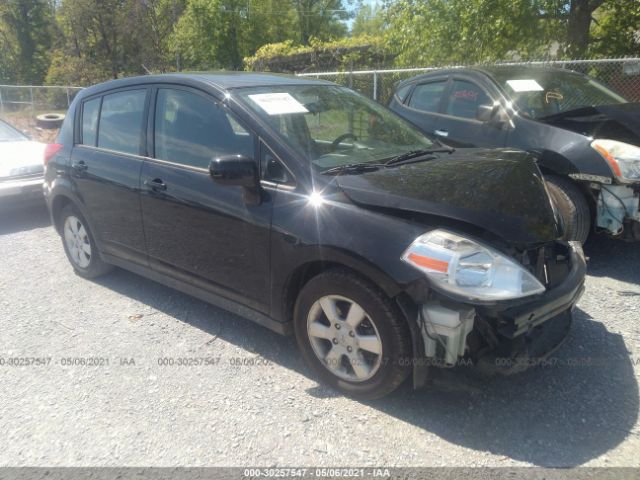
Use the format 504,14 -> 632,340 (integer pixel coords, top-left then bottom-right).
506,79 -> 544,92
248,93 -> 309,115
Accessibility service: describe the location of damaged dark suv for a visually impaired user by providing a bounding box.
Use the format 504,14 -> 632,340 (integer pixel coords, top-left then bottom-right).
44,73 -> 586,398
390,66 -> 640,243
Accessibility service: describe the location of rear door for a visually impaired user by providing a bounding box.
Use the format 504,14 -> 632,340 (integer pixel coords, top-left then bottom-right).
394,78 -> 449,135
140,86 -> 273,313
434,77 -> 508,148
70,87 -> 149,265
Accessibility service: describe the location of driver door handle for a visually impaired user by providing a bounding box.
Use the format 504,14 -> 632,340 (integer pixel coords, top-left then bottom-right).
434,130 -> 449,137
144,178 -> 167,192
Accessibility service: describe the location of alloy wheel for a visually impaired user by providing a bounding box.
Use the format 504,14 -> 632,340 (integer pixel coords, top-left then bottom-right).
306,295 -> 383,382
63,215 -> 92,269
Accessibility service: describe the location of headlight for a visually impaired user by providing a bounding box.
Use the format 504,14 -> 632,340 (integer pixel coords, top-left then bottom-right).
591,139 -> 640,182
401,229 -> 545,301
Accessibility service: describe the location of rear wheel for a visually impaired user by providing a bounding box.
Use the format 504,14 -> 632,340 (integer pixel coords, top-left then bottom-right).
59,204 -> 112,279
545,175 -> 591,243
294,269 -> 411,399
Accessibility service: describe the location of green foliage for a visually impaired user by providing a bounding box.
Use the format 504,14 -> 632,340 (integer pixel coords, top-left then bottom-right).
244,35 -> 391,72
351,2 -> 385,37
0,0 -> 637,87
384,0 -> 565,67
0,0 -> 55,84
590,0 -> 640,57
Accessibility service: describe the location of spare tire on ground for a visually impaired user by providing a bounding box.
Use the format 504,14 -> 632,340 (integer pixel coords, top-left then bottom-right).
35,113 -> 65,129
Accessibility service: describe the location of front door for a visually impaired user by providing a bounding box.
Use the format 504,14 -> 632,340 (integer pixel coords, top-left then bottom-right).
140,86 -> 272,313
434,78 -> 508,148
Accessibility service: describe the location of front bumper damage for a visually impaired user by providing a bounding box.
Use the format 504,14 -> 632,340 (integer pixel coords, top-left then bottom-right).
410,241 -> 586,383
595,183 -> 640,240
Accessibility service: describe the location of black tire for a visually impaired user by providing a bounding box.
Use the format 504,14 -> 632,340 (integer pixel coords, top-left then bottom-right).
59,204 -> 112,279
294,269 -> 412,399
545,175 -> 591,243
35,113 -> 65,129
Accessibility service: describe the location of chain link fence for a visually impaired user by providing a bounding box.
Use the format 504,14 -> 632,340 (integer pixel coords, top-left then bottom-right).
0,85 -> 84,142
297,58 -> 640,104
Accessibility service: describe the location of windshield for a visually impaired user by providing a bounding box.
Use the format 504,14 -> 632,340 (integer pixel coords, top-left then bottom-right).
491,69 -> 627,119
236,84 -> 434,170
0,120 -> 27,142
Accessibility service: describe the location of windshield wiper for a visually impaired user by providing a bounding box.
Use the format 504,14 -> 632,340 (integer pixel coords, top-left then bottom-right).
384,147 -> 455,167
321,162 -> 385,175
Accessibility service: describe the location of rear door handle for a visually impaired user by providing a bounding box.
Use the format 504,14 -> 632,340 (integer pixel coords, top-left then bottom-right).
72,161 -> 88,173
144,178 -> 167,192
434,130 -> 449,137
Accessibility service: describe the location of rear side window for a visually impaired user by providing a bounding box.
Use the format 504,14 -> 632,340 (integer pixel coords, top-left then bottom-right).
97,89 -> 147,155
445,80 -> 491,119
408,81 -> 447,112
81,97 -> 101,146
154,88 -> 255,169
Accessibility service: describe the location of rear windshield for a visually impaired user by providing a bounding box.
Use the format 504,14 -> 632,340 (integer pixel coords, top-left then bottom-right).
489,68 -> 627,119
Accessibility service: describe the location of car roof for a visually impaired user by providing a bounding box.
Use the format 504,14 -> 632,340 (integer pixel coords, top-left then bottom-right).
397,65 -> 584,88
80,72 -> 335,97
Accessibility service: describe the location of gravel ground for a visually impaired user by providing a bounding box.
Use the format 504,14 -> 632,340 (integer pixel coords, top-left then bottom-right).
0,202 -> 639,468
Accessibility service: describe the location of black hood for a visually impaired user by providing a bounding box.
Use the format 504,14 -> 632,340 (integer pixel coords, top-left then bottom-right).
537,103 -> 640,144
335,149 -> 561,245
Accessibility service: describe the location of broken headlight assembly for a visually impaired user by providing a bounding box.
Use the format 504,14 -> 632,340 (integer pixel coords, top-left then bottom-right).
591,139 -> 640,182
401,229 -> 546,301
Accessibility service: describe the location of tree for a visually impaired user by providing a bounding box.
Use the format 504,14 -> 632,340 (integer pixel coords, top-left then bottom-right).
351,2 -> 385,37
590,0 -> 640,56
565,0 -> 606,56
171,0 -> 298,70
0,0 -> 55,84
293,0 -> 352,45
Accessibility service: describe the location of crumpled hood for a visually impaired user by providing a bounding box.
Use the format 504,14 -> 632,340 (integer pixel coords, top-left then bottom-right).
537,102 -> 640,145
0,141 -> 46,178
335,149 -> 561,245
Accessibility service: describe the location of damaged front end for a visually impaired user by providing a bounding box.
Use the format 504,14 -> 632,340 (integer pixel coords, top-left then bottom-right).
402,234 -> 586,385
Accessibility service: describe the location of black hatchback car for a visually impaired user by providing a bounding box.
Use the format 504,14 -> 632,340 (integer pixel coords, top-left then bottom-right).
389,66 -> 640,243
44,73 -> 586,398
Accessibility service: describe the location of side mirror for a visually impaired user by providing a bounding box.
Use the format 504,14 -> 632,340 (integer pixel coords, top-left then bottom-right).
477,104 -> 510,129
476,104 -> 495,122
209,155 -> 258,188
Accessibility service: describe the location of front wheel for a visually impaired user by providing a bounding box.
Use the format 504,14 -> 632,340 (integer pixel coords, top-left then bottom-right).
545,175 -> 591,243
294,269 -> 412,399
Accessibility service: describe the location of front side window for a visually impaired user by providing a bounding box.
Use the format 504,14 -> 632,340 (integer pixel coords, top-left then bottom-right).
445,80 -> 491,119
97,89 -> 147,155
236,85 -> 434,171
81,97 -> 101,146
154,88 -> 254,169
408,81 -> 447,112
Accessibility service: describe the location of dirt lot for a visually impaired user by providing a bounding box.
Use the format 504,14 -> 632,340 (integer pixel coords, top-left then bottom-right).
0,111 -> 61,143
0,202 -> 639,467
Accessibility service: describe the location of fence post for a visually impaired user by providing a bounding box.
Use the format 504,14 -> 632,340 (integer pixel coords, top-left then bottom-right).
373,71 -> 378,101
30,87 -> 35,117
0,87 -> 4,115
66,88 -> 71,107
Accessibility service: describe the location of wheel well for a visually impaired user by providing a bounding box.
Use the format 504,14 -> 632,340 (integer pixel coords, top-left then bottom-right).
51,195 -> 72,233
282,261 -> 343,324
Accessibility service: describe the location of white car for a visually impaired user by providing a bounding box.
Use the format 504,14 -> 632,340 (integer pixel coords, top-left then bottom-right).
0,119 -> 46,205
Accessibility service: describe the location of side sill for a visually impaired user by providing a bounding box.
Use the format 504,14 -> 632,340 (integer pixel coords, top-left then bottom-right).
101,253 -> 293,336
